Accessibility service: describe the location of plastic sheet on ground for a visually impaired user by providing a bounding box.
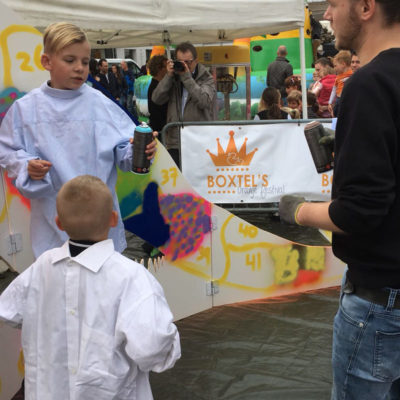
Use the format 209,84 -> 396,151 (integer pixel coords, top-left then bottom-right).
150,287 -> 340,400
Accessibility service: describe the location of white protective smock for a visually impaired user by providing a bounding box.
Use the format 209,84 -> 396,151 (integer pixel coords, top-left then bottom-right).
0,239 -> 181,400
0,82 -> 135,257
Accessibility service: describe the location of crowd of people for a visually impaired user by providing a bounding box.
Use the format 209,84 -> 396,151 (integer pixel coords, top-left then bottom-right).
88,58 -> 139,119
257,45 -> 361,121
86,43 -> 360,156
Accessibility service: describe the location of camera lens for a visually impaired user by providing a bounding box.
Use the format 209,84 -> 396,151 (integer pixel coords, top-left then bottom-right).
173,61 -> 184,71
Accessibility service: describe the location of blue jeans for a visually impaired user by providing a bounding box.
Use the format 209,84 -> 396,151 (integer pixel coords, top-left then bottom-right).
332,278 -> 400,400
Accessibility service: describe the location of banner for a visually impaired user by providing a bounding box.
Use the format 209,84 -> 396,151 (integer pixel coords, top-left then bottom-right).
181,122 -> 333,203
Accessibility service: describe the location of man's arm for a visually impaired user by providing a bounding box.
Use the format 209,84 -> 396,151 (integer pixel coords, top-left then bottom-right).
180,71 -> 216,110
287,63 -> 293,77
297,201 -> 343,232
279,195 -> 344,233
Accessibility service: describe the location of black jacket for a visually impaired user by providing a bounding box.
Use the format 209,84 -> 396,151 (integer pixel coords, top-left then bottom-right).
266,57 -> 293,98
98,72 -> 119,100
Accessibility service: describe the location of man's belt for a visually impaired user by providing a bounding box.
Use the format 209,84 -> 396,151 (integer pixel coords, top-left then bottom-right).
344,277 -> 400,309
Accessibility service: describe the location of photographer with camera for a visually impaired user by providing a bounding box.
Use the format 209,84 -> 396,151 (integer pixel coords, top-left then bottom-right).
152,41 -> 216,167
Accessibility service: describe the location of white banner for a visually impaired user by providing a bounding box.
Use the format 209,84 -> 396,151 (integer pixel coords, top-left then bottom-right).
181,123 -> 333,203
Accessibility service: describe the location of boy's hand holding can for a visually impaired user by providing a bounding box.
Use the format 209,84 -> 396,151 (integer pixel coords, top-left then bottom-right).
132,123 -> 158,174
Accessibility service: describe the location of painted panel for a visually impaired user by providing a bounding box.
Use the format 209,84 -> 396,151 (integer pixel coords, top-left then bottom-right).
211,205 -> 345,307
117,143 -> 213,320
0,5 -> 47,398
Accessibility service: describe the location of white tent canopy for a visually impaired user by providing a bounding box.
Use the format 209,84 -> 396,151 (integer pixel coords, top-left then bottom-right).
3,0 -> 305,48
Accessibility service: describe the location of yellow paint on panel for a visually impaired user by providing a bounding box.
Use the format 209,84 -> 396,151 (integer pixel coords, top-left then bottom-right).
219,215 -> 273,282
169,212 -> 336,293
0,192 -> 13,223
18,350 -> 24,375
173,259 -> 212,280
302,247 -> 325,272
196,246 -> 211,266
0,24 -> 43,87
270,245 -> 300,284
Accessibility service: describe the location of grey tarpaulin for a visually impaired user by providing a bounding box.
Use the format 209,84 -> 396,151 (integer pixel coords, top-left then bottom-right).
150,287 -> 339,400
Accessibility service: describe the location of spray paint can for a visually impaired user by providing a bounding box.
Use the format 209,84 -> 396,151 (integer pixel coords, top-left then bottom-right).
304,121 -> 334,173
132,123 -> 153,174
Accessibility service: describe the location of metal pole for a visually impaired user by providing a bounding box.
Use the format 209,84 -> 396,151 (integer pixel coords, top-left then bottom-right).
245,65 -> 251,120
163,30 -> 171,58
299,26 -> 308,119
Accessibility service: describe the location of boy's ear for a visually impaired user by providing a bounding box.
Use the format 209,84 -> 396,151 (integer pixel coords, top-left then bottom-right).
55,216 -> 65,232
109,210 -> 118,228
41,53 -> 52,71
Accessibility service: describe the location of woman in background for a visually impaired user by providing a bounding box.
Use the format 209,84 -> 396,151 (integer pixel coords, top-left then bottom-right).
254,87 -> 289,120
147,55 -> 168,132
111,64 -> 127,105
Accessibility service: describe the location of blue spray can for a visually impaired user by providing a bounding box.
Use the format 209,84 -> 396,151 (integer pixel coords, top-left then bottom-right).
132,123 -> 153,174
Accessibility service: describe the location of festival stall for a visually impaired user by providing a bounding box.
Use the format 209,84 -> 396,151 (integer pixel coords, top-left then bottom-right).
2,0 -> 306,47
0,1 -> 345,399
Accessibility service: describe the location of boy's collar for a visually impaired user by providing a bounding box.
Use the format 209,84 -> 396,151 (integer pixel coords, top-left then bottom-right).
69,239 -> 97,257
51,239 -> 115,273
42,81 -> 86,99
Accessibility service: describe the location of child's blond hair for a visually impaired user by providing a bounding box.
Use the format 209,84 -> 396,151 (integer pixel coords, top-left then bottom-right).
43,22 -> 88,55
281,106 -> 300,119
334,50 -> 352,67
56,175 -> 113,240
287,90 -> 302,105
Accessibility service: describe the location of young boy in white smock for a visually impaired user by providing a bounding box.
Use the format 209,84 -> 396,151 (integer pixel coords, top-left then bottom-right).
0,22 -> 157,258
0,175 -> 181,400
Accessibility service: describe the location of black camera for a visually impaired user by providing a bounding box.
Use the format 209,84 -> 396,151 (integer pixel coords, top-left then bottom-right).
173,60 -> 185,72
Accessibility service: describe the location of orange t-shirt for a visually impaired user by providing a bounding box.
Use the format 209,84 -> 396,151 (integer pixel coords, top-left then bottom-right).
335,69 -> 353,97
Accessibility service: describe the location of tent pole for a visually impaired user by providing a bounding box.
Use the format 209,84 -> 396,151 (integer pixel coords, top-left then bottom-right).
299,25 -> 308,119
163,30 -> 172,58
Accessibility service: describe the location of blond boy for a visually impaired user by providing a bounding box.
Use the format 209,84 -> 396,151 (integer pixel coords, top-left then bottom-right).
0,22 -> 156,258
0,175 -> 180,399
328,50 -> 353,117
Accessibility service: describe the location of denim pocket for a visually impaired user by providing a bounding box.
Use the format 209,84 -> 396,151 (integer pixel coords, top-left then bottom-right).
373,330 -> 400,381
339,292 -> 369,329
332,293 -> 368,372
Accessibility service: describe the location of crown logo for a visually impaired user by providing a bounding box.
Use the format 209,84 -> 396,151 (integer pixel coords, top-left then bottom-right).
206,130 -> 258,166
